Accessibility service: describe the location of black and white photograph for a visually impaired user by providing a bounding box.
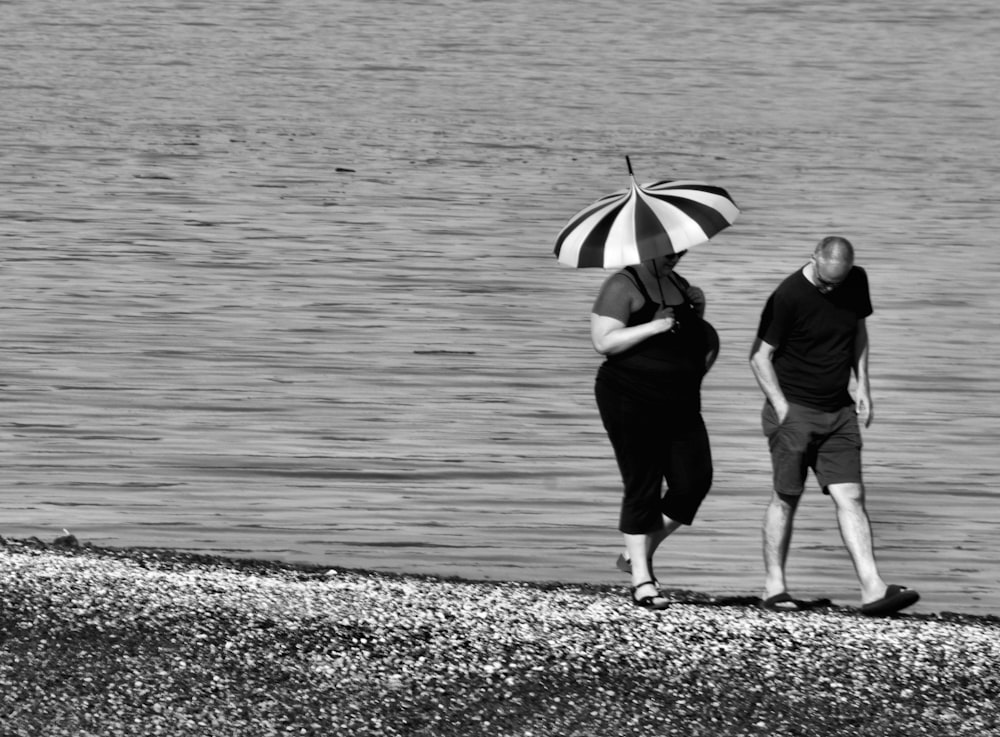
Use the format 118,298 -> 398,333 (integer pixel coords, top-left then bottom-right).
2,0 -> 998,734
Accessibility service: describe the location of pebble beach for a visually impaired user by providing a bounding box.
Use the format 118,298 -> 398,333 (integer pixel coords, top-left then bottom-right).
2,536 -> 997,737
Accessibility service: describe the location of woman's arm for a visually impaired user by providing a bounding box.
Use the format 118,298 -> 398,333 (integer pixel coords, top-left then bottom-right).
590,312 -> 675,356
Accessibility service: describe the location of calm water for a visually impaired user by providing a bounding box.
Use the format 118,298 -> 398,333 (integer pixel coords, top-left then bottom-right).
2,0 -> 999,615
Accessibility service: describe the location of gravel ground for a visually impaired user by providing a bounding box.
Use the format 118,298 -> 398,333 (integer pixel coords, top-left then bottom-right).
1,536 -> 997,737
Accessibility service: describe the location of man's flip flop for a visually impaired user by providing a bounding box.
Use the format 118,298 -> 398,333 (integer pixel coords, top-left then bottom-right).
860,585 -> 920,617
760,592 -> 808,612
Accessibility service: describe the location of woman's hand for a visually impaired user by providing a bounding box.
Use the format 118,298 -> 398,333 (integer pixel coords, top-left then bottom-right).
654,306 -> 677,333
685,285 -> 706,317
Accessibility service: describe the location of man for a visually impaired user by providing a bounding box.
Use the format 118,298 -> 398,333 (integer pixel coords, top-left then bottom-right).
749,236 -> 919,616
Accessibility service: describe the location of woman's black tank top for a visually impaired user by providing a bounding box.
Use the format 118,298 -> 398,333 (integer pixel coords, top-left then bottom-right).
598,266 -> 710,410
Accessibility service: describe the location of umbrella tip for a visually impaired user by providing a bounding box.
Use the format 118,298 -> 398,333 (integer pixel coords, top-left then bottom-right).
625,155 -> 633,177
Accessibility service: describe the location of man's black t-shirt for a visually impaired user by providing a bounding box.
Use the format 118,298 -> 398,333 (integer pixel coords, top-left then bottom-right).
756,266 -> 873,411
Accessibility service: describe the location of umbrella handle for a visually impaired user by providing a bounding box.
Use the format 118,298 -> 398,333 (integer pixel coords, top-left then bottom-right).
652,259 -> 666,305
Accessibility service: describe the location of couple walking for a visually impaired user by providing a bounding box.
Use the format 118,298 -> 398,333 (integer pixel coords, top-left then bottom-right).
591,236 -> 919,616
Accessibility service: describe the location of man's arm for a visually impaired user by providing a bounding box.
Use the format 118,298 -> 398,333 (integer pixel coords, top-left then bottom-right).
854,319 -> 873,427
749,337 -> 790,422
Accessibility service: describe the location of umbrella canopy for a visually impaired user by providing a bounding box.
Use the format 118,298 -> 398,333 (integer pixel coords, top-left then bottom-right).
554,157 -> 739,268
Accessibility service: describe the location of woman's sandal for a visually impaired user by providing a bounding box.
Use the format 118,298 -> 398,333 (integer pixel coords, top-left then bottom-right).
630,580 -> 670,610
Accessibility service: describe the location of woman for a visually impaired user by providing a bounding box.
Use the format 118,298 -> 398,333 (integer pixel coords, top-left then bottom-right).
591,251 -> 717,610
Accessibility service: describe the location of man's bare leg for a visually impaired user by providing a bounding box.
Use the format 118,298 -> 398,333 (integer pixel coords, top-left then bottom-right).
762,490 -> 799,599
826,482 -> 888,604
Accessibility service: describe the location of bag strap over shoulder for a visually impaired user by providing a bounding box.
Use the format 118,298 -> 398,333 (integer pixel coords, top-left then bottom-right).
623,265 -> 690,308
622,266 -> 655,304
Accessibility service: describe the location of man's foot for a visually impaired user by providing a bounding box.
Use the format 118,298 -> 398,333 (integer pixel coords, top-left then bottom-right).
759,592 -> 809,612
860,585 -> 920,616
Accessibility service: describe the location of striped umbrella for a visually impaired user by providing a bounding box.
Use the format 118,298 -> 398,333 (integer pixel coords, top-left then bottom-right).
553,157 -> 739,268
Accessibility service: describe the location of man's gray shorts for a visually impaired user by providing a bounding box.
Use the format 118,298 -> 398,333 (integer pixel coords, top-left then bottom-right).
762,402 -> 862,495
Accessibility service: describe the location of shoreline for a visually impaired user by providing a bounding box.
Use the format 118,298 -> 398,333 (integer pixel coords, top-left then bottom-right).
8,533 -> 999,626
2,536 -> 998,736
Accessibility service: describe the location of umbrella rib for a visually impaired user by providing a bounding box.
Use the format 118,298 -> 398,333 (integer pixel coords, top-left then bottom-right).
576,201 -> 629,267
646,181 -> 734,197
645,193 -> 736,235
554,196 -> 625,257
632,190 -> 674,259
